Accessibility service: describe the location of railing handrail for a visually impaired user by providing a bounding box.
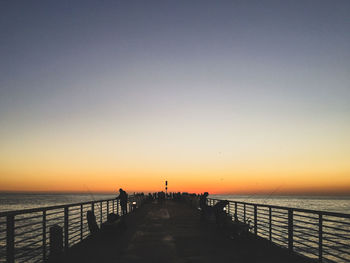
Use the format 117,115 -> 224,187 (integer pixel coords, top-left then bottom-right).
0,195 -> 136,217
208,198 -> 350,218
207,197 -> 350,263
0,195 -> 143,263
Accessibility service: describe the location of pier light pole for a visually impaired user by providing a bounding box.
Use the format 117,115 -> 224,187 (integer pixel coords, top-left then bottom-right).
165,180 -> 168,195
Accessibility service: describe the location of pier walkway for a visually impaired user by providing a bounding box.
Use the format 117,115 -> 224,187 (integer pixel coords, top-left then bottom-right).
65,200 -> 311,263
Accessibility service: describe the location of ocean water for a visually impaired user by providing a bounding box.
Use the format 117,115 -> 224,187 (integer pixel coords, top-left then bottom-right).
0,193 -> 349,214
212,195 -> 350,214
0,193 -> 117,213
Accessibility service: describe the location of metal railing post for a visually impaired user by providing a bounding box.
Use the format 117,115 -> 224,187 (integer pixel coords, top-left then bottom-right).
117,200 -> 119,215
269,207 -> 272,241
112,200 -> 115,214
288,209 -> 293,252
254,205 -> 257,235
243,204 -> 246,223
64,207 -> 69,250
235,202 -> 237,217
43,210 -> 46,261
319,213 -> 323,263
100,201 -> 103,226
80,204 -> 83,241
6,215 -> 15,263
107,201 -> 109,215
91,201 -> 94,214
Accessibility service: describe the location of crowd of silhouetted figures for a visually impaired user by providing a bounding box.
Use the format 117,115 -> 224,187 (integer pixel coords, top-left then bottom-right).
144,191 -> 200,202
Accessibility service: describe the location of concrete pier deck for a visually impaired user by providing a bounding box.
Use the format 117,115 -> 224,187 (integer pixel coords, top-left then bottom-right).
66,200 -> 313,263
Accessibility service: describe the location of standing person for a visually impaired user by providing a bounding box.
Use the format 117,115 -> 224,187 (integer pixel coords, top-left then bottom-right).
117,188 -> 128,215
199,192 -> 209,220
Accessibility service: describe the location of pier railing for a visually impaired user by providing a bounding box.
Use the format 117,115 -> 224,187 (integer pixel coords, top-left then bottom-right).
0,196 -> 141,263
208,198 -> 350,263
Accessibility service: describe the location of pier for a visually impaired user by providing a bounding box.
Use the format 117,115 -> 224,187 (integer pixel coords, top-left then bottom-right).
65,200 -> 310,263
0,195 -> 349,263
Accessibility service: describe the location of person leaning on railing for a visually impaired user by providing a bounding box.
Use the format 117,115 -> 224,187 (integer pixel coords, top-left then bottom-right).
199,192 -> 209,220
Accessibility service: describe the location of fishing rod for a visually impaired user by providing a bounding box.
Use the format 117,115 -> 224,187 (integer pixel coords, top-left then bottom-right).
260,185 -> 282,205
240,185 -> 282,228
84,185 -> 101,210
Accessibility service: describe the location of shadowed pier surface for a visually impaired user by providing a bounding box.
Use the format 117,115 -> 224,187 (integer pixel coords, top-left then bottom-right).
66,201 -> 312,263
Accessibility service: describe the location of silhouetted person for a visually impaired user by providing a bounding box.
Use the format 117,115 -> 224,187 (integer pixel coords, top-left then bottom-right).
117,188 -> 128,215
158,191 -> 165,205
199,192 -> 208,208
87,210 -> 99,235
199,192 -> 209,219
213,200 -> 229,228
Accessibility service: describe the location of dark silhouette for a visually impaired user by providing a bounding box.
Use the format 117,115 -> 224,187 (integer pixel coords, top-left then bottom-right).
49,225 -> 63,263
199,192 -> 209,220
213,200 -> 229,228
117,188 -> 128,215
101,213 -> 126,234
199,192 -> 208,208
158,191 -> 166,205
87,210 -> 99,235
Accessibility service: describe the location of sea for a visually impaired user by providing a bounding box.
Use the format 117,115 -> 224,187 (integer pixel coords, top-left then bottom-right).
0,193 -> 116,213
0,193 -> 350,214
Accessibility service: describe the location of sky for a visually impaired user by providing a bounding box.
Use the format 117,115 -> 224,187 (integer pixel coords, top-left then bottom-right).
0,1 -> 350,194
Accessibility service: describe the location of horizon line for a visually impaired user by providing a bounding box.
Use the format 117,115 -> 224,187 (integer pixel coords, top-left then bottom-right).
1,190 -> 350,196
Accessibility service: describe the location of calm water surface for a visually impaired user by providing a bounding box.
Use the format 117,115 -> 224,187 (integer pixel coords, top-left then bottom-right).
1,193 -> 349,214
0,193 -> 116,212
213,194 -> 350,214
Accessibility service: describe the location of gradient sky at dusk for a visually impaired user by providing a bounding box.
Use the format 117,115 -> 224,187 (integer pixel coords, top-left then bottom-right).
1,1 -> 350,194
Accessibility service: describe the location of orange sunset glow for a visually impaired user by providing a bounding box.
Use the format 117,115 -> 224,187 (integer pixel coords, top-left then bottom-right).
1,126 -> 349,194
